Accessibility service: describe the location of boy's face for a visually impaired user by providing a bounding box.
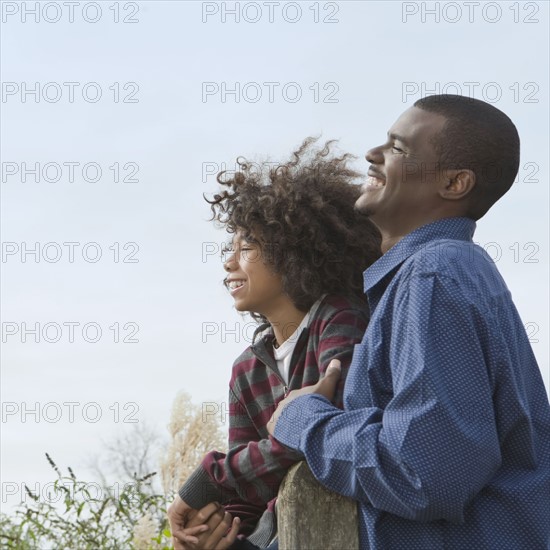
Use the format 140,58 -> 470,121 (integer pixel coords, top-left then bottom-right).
223,232 -> 287,317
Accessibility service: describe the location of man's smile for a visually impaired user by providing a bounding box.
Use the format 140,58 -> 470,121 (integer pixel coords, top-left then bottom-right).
365,175 -> 385,189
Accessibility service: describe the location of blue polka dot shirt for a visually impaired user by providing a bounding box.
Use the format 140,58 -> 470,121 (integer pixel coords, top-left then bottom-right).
274,217 -> 550,549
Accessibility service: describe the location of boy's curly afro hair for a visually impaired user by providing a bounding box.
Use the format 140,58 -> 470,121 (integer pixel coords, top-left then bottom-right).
206,137 -> 382,314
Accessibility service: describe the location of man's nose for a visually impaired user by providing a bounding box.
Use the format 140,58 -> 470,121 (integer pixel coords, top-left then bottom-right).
365,144 -> 384,164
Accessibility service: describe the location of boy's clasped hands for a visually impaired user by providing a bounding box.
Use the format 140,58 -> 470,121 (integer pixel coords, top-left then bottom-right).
168,498 -> 240,550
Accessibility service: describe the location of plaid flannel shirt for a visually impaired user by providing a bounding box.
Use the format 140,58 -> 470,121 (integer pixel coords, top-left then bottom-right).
179,294 -> 369,547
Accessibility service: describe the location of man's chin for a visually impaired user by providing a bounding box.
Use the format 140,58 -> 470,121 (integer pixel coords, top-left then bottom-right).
354,195 -> 375,216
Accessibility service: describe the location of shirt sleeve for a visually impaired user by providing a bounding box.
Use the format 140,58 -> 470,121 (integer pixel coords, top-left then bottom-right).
179,305 -> 369,509
274,273 -> 502,523
315,306 -> 370,408
179,384 -> 302,508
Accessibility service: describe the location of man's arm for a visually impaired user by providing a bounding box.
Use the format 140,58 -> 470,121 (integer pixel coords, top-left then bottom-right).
271,274 -> 502,523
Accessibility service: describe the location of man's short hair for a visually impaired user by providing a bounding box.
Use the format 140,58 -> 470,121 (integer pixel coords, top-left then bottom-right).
414,94 -> 520,220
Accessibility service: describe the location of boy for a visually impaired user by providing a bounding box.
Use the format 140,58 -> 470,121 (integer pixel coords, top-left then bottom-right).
168,138 -> 382,549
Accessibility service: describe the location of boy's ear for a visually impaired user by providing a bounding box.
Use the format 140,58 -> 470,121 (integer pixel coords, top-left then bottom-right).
439,169 -> 476,201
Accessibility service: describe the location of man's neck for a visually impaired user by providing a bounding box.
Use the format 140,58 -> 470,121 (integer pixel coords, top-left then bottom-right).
379,234 -> 404,254
375,214 -> 464,254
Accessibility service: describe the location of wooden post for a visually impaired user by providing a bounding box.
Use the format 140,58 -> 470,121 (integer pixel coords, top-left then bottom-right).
277,461 -> 359,550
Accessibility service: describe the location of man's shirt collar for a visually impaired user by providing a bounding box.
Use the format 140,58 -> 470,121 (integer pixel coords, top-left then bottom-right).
364,217 -> 477,292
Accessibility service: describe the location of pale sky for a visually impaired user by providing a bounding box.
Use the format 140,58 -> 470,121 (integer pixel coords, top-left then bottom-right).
1,0 -> 549,511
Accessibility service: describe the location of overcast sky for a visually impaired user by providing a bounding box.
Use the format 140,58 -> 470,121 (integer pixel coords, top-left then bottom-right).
1,0 -> 549,511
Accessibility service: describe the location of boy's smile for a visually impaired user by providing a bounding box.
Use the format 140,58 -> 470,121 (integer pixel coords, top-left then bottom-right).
226,278 -> 246,293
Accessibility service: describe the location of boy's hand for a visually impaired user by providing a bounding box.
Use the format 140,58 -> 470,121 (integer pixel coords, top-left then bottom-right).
186,503 -> 241,549
267,359 -> 341,436
167,495 -> 207,548
168,496 -> 240,550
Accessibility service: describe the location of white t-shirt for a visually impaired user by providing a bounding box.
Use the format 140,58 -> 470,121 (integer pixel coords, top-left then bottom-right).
273,312 -> 311,385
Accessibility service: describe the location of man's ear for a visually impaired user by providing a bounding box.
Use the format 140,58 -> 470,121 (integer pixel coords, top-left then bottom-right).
439,169 -> 476,201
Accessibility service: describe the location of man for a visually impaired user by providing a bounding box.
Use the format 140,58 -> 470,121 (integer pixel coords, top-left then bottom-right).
268,94 -> 550,549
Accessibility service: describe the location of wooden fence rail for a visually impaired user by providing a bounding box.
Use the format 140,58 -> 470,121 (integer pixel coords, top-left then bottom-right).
277,461 -> 359,550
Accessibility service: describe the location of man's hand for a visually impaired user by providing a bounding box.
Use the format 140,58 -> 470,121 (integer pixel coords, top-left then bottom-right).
267,359 -> 341,436
168,496 -> 239,550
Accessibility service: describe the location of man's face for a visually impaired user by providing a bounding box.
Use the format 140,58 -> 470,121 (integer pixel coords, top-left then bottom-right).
355,106 -> 449,228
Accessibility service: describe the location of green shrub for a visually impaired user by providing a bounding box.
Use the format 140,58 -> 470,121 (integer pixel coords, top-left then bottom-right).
0,454 -> 171,550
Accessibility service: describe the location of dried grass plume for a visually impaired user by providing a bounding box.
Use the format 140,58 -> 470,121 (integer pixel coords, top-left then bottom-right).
132,512 -> 161,550
160,391 -> 227,495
